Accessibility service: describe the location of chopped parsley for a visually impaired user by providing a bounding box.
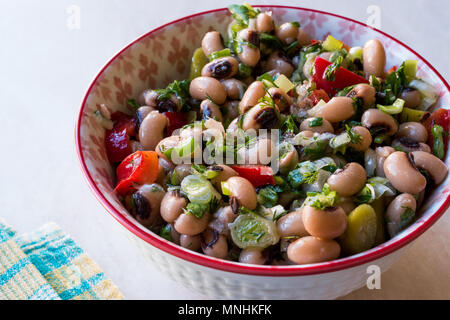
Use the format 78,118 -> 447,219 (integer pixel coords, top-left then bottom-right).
309,117 -> 323,127
399,207 -> 416,229
126,98 -> 140,111
346,124 -> 362,144
324,55 -> 344,81
159,225 -> 172,241
228,4 -> 260,27
154,79 -> 191,111
257,186 -> 280,208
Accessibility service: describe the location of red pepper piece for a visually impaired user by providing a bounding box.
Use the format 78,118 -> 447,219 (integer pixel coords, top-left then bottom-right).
312,57 -> 369,96
230,165 -> 276,187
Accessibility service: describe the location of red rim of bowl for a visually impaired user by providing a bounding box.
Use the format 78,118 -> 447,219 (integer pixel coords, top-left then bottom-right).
75,5 -> 450,277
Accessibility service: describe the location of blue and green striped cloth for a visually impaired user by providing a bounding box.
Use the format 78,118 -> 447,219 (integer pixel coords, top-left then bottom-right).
0,219 -> 123,300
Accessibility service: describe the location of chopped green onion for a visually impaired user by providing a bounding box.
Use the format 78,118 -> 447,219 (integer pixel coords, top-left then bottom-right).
208,48 -> 231,61
408,79 -> 438,111
348,46 -> 363,61
93,110 -> 113,130
400,107 -> 430,123
257,72 -> 277,88
229,212 -> 280,249
181,175 -> 220,205
221,181 -> 231,196
432,125 -> 445,159
173,136 -> 198,159
374,134 -> 390,145
329,131 -> 351,154
402,60 -> 418,83
189,48 -> 209,80
377,98 -> 405,115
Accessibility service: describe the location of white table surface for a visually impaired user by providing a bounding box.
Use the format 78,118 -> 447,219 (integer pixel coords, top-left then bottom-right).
1,0 -> 449,300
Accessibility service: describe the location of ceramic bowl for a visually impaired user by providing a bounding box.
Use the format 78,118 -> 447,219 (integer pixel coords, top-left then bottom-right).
76,6 -> 450,299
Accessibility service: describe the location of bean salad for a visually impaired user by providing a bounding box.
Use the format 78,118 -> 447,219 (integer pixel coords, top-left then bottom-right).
96,4 -> 449,265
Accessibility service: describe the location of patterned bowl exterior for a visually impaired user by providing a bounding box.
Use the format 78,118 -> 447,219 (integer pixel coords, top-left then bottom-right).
76,6 -> 450,299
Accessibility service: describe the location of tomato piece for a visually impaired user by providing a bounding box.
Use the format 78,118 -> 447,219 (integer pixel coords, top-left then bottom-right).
163,112 -> 188,136
114,151 -> 159,196
105,128 -> 132,163
309,89 -> 330,105
387,66 -> 397,75
230,165 -> 275,187
312,57 -> 369,95
111,111 -> 136,137
424,109 -> 450,154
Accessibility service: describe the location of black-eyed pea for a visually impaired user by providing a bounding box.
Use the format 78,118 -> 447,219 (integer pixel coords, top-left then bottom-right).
327,163 -> 367,197
160,190 -> 187,223
208,206 -> 236,238
264,51 -> 294,77
236,28 -> 261,67
226,177 -> 257,211
299,117 -> 334,134
180,234 -> 202,251
385,193 -> 417,237
209,165 -> 238,193
200,100 -> 223,122
297,28 -> 312,46
239,248 -> 266,265
375,146 -> 395,177
349,126 -> 373,152
201,57 -> 239,80
276,209 -> 309,238
131,184 -> 165,229
221,79 -> 247,100
397,122 -> 428,143
383,151 -> 427,194
242,103 -> 279,131
189,77 -> 227,105
201,228 -> 228,259
310,97 -> 355,123
363,39 -> 386,77
400,88 -> 421,108
391,138 -> 431,153
275,22 -> 299,45
268,87 -> 292,112
302,205 -> 348,240
410,151 -> 448,185
202,31 -> 224,57
361,109 -> 398,136
347,83 -> 376,107
287,236 -> 341,265
239,81 -> 266,114
256,12 -> 274,33
174,211 -> 211,236
222,100 -> 240,121
139,111 -> 168,150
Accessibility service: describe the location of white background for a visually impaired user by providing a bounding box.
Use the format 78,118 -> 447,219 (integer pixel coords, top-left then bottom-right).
1,0 -> 449,299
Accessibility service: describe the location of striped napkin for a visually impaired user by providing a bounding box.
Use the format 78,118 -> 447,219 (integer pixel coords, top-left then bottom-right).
0,219 -> 123,300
